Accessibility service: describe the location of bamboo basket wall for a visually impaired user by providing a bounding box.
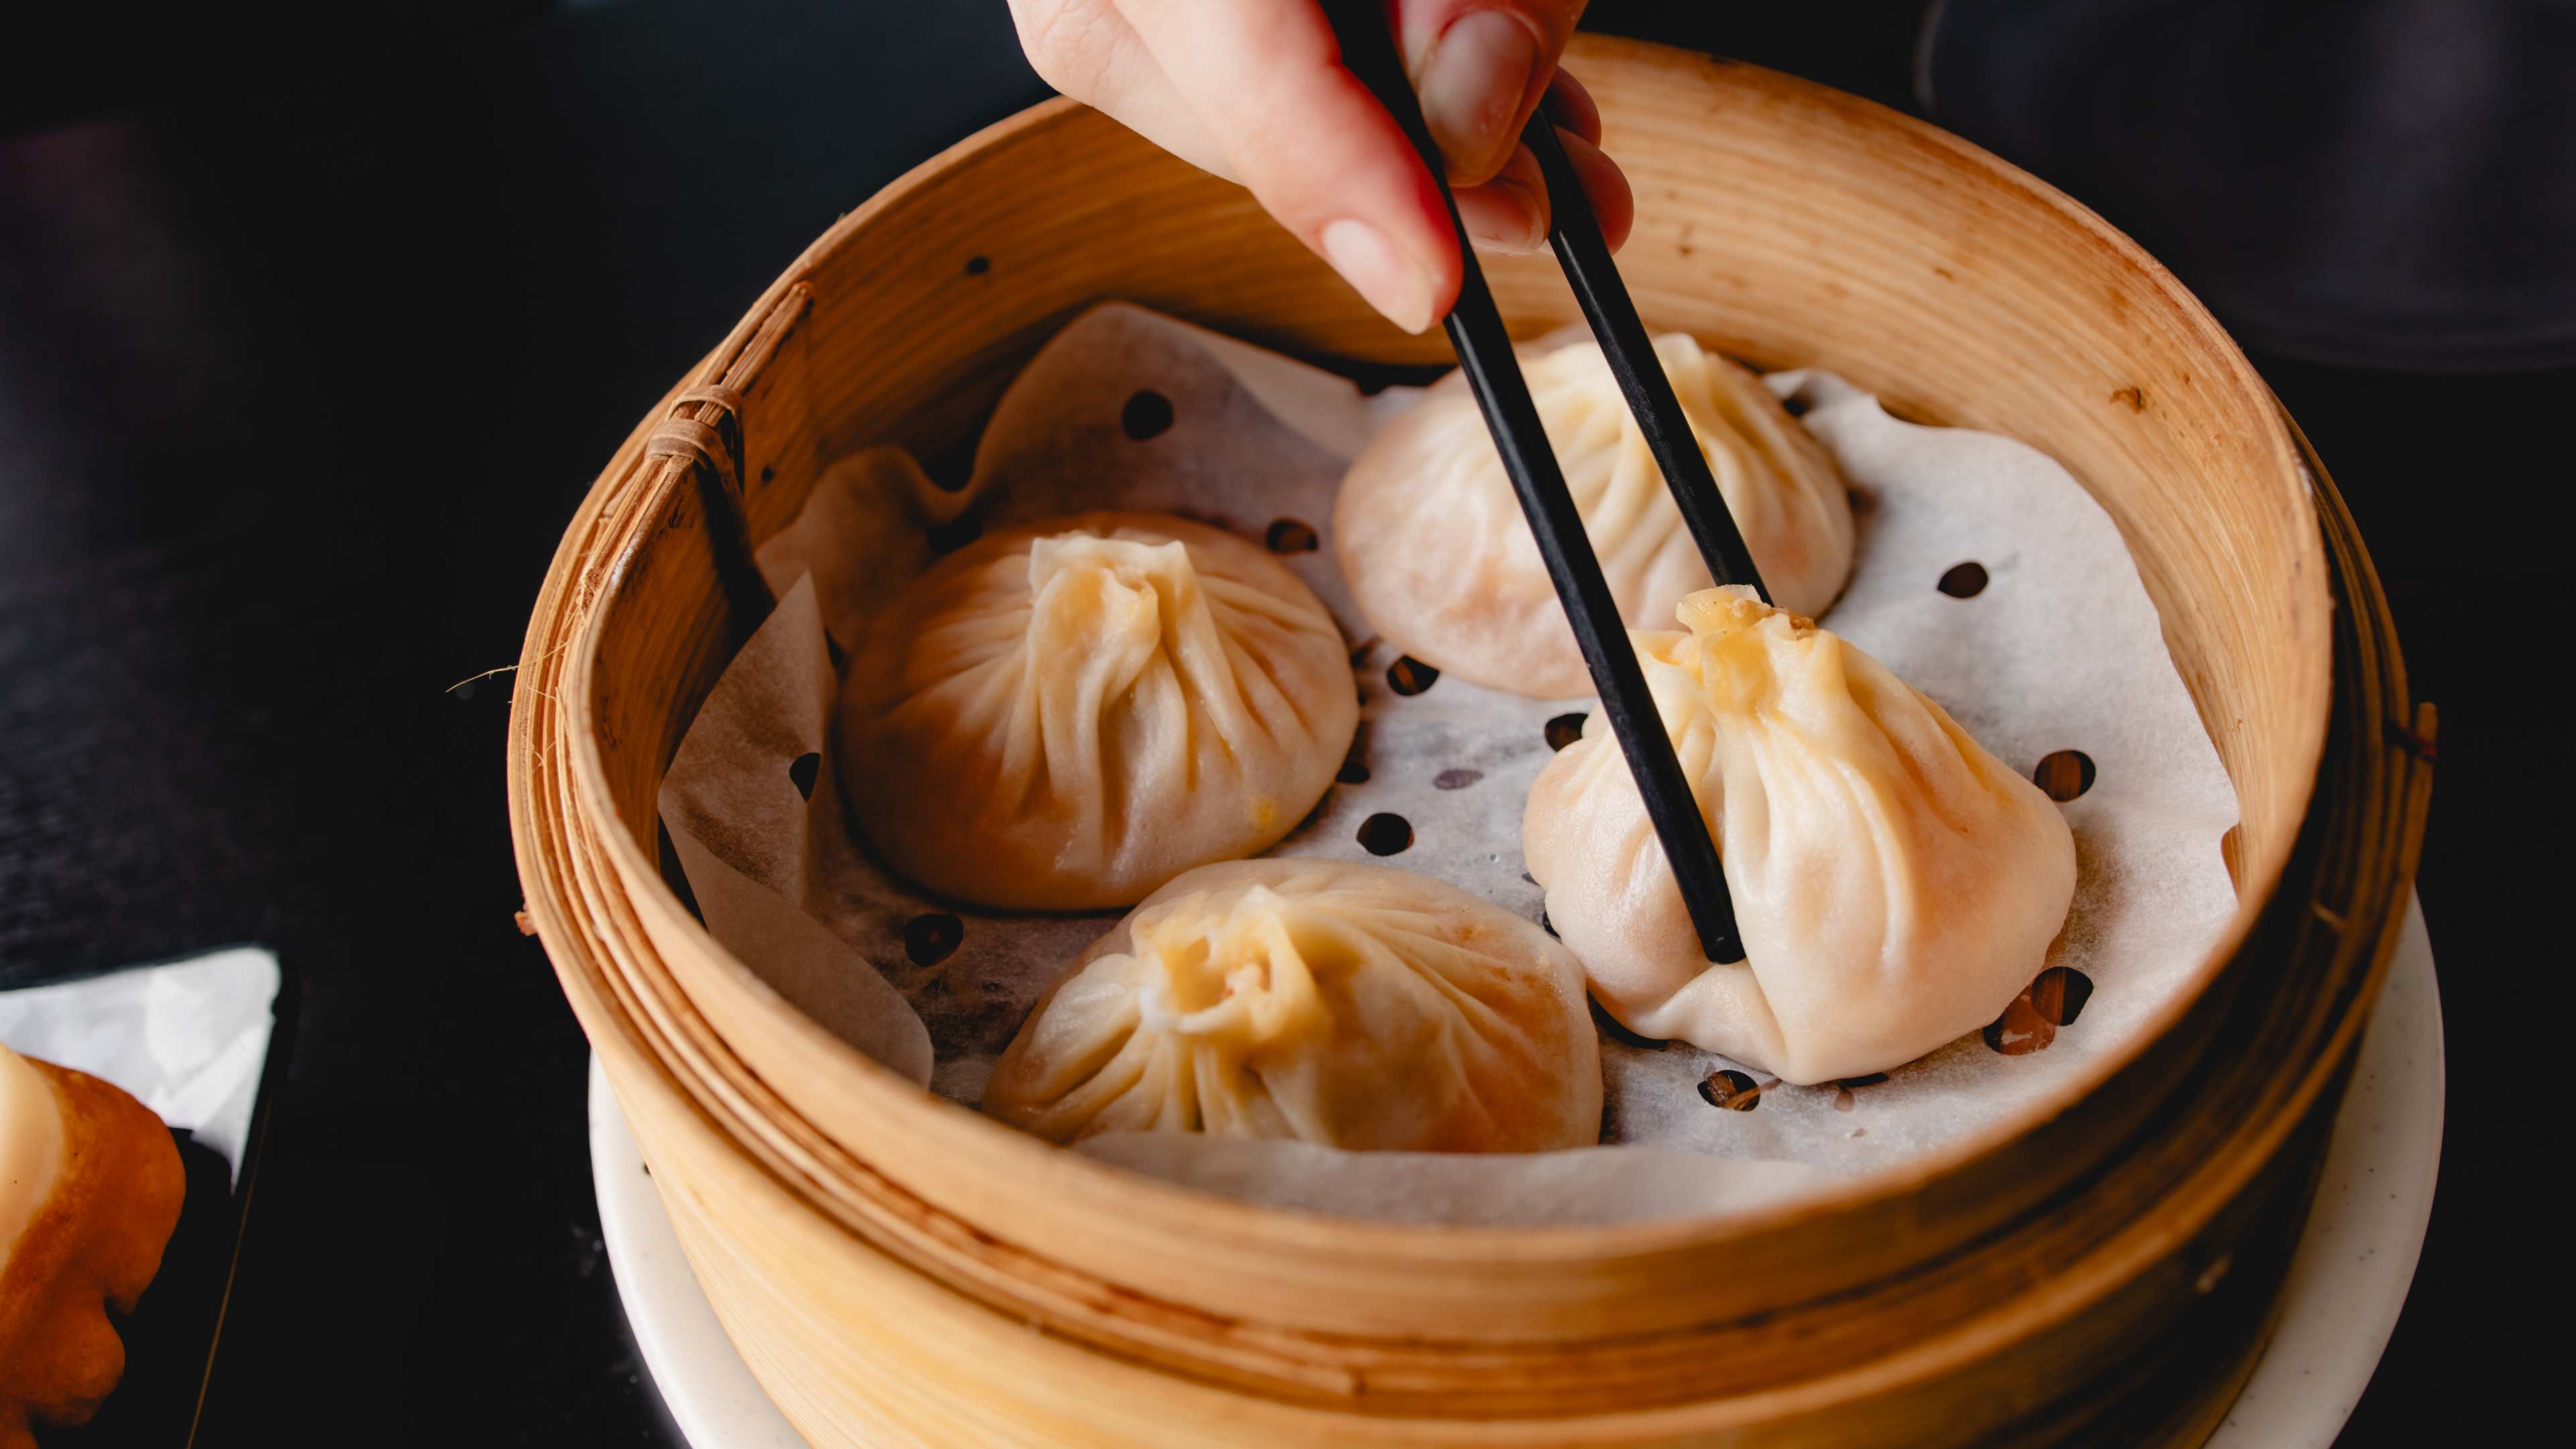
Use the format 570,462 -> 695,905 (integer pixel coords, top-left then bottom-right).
508,38 -> 2431,1446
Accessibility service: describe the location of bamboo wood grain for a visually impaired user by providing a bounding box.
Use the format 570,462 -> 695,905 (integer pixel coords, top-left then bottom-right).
506,38 -> 2429,1444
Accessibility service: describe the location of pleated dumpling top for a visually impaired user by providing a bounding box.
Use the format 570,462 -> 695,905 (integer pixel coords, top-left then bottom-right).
1336,333 -> 1853,699
839,513 -> 1357,911
983,859 -> 1602,1152
1523,587 -> 2076,1084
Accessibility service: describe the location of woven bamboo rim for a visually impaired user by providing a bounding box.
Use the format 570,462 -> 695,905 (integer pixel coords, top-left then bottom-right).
508,39 -> 2430,1444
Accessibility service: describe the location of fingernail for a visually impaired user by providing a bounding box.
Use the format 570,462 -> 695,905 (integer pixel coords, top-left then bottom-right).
1458,181 -> 1543,252
1417,11 -> 1540,180
1320,218 -> 1434,333
1457,148 -> 1548,252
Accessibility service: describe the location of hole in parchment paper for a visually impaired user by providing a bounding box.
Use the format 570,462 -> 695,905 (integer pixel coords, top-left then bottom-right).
1121,390 -> 1174,440
788,753 -> 822,801
1983,983 -> 2060,1055
904,913 -> 964,967
2033,749 -> 2096,801
2031,966 -> 2095,1026
1338,759 -> 1371,785
1356,812 -> 1412,855
1434,768 -> 1481,790
1697,1069 -> 1761,1110
1265,519 -> 1320,553
1832,1073 -> 1891,1111
1937,561 -> 1989,597
1386,656 -> 1438,695
1545,713 -> 1588,751
1780,392 -> 1812,418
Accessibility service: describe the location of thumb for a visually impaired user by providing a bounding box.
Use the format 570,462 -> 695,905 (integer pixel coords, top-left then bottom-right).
1115,0 -> 1461,332
1397,1 -> 1587,184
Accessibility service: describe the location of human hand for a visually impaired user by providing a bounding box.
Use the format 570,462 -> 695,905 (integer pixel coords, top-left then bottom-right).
1009,1 -> 1633,334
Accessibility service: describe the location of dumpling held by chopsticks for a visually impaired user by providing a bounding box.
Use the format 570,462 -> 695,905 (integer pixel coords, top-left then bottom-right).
1335,333 -> 1854,700
1523,587 -> 2077,1084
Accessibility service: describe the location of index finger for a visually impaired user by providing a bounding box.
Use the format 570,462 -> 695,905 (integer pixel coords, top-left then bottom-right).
1113,0 -> 1461,333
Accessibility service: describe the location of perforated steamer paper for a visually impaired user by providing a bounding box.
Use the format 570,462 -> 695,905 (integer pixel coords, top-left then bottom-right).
653,304 -> 2237,1223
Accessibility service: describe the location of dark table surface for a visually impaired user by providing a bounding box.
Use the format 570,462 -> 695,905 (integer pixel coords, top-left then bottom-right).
1,1 -> 2561,1443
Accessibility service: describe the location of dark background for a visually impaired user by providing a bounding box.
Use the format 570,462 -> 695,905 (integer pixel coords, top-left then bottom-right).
1,1 -> 2561,1442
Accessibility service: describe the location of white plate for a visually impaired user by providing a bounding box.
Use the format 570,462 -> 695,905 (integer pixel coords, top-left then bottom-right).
591,899 -> 2443,1447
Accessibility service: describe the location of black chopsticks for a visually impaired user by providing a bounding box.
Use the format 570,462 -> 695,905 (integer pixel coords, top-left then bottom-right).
1322,5 -> 1750,965
1521,119 -> 1774,606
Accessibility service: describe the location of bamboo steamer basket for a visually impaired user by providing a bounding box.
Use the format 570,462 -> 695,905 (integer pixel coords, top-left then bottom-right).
509,38 -> 2430,1446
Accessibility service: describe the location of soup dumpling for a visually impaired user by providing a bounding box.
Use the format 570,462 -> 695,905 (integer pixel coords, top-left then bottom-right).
839,513 -> 1356,911
983,858 -> 1602,1152
1336,333 -> 1853,699
1523,587 -> 2076,1083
